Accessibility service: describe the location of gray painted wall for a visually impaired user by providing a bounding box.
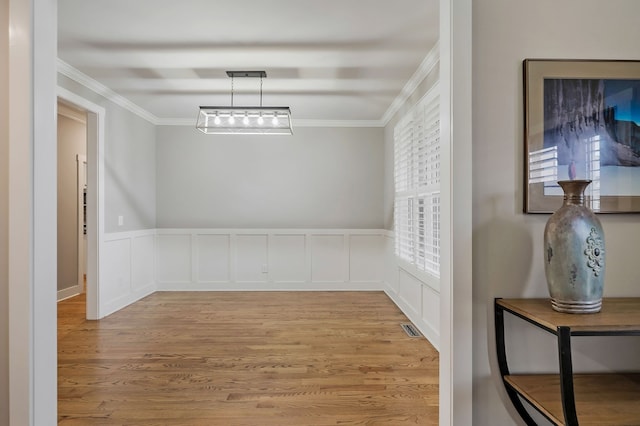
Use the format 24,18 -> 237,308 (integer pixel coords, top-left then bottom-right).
58,75 -> 157,232
0,0 -> 8,421
57,111 -> 86,291
473,1 -> 640,424
156,126 -> 385,229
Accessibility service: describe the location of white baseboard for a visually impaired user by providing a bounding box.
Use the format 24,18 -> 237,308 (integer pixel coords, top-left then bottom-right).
57,284 -> 82,302
157,281 -> 384,291
101,283 -> 156,318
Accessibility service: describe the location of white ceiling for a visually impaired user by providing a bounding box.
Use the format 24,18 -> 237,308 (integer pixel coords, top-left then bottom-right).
58,0 -> 439,124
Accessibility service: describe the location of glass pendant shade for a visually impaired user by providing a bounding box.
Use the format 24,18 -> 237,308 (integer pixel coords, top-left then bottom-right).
196,106 -> 292,135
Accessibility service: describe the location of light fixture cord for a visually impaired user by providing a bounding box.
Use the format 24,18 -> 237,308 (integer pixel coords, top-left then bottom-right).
231,75 -> 234,107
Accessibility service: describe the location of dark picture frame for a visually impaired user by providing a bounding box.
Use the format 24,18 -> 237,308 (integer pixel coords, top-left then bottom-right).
524,59 -> 640,213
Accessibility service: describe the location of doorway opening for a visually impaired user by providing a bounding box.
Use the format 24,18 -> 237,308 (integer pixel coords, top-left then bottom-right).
56,100 -> 87,302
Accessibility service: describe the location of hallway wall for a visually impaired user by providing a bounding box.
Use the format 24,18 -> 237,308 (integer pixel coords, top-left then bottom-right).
473,0 -> 640,424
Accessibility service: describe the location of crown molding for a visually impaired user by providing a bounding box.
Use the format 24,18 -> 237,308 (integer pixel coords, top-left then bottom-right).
380,42 -> 440,126
294,119 -> 384,128
57,59 -> 160,125
156,118 -> 198,127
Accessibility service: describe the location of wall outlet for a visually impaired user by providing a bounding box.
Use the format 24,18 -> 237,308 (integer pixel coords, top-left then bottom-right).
118,215 -> 124,226
261,264 -> 268,273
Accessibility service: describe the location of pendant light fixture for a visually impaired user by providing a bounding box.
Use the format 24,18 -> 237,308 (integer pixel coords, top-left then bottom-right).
196,71 -> 293,135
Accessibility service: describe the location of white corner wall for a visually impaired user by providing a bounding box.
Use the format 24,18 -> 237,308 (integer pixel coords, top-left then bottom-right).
474,1 -> 640,425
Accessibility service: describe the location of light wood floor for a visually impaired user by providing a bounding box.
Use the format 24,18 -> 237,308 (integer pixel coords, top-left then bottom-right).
58,292 -> 439,425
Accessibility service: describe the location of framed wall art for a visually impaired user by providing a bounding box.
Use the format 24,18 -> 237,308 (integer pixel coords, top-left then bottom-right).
524,59 -> 640,213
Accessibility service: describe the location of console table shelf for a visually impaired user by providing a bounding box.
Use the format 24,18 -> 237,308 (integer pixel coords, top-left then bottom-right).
495,298 -> 640,426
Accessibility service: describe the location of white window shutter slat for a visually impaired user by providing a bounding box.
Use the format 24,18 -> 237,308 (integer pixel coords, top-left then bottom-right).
393,85 -> 440,276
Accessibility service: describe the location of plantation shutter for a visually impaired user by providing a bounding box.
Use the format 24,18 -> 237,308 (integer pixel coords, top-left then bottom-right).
394,84 -> 440,276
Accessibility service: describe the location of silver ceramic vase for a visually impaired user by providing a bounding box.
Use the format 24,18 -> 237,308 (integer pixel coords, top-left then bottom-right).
543,180 -> 605,314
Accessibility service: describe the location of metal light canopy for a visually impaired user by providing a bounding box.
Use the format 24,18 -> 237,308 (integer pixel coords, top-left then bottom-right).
197,71 -> 293,135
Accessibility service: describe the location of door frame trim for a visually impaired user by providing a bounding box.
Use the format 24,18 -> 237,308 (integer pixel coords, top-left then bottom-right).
57,88 -> 106,320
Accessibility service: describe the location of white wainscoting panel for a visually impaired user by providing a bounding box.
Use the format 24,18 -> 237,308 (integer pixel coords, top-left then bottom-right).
235,234 -> 268,283
398,269 -> 423,317
383,234 -> 399,294
196,234 -> 230,283
102,229 -> 156,317
349,234 -> 383,282
102,238 -> 131,307
270,234 -> 306,283
132,234 -> 155,292
311,234 -> 346,283
157,229 -> 384,290
157,234 -> 191,284
422,284 -> 440,336
383,231 -> 440,350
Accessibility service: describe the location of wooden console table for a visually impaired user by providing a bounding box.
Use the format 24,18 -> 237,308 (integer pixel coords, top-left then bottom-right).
495,298 -> 640,425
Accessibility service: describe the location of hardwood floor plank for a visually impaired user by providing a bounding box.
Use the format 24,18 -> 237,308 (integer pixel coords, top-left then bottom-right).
58,291 -> 438,425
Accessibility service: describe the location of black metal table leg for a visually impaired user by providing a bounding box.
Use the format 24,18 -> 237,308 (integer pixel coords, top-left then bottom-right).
557,326 -> 579,426
495,299 -> 538,426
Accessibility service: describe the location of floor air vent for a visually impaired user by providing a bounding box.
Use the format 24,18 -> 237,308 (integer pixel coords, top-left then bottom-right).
401,323 -> 422,338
